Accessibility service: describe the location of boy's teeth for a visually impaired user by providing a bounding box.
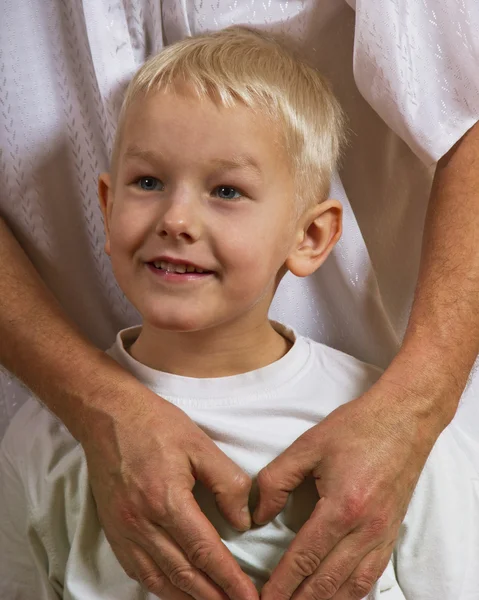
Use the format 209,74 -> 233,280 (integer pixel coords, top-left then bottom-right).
152,261 -> 206,274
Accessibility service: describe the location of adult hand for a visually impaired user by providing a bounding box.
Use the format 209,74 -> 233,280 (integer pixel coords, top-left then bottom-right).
255,379 -> 442,600
81,377 -> 259,600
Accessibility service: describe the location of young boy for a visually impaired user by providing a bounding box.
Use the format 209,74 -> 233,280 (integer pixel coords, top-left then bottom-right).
0,27 -> 478,600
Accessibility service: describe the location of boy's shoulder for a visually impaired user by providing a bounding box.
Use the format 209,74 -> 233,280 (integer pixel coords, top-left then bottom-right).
287,332 -> 384,408
298,331 -> 384,383
307,334 -> 383,371
274,321 -> 383,376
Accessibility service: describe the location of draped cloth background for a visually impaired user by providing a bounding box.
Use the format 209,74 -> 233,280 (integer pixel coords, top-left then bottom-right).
1,0 -> 478,448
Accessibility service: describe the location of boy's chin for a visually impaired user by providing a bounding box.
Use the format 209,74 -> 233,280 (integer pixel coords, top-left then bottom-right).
143,313 -> 213,333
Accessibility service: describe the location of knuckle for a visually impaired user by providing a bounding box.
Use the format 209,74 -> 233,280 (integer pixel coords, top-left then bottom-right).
289,548 -> 322,579
168,565 -> 196,593
232,472 -> 252,495
139,570 -> 167,594
222,576 -> 247,599
307,573 -> 340,599
349,574 -> 376,598
148,496 -> 171,524
364,514 -> 390,541
261,580 -> 290,600
149,480 -> 187,524
116,502 -> 143,532
340,494 -> 368,527
188,540 -> 216,571
256,465 -> 276,493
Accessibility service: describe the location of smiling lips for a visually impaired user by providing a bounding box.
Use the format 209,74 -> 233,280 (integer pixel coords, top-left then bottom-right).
147,259 -> 214,276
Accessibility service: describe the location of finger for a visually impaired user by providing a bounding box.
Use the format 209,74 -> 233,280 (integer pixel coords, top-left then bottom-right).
192,440 -> 253,531
129,522 -> 229,600
328,546 -> 392,600
293,536 -> 391,600
111,538 -> 190,599
254,429 -> 321,524
261,499 -> 348,600
158,487 -> 259,600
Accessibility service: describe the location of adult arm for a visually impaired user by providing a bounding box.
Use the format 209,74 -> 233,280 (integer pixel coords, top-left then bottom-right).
256,119 -> 479,600
255,2 -> 479,597
0,216 -> 258,600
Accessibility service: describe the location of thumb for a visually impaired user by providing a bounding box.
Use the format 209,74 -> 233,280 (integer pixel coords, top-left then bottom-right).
253,431 -> 321,525
192,439 -> 253,532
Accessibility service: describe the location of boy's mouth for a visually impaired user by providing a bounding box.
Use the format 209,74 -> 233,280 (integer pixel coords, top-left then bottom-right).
147,259 -> 214,275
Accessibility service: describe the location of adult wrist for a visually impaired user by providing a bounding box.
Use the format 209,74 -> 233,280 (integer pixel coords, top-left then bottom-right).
57,349 -> 148,444
378,330 -> 469,436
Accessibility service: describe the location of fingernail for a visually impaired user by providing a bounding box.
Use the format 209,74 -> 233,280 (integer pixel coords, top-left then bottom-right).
240,506 -> 251,530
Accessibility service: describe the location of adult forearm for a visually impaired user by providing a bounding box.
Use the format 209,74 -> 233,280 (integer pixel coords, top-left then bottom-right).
0,216 -> 137,440
381,122 -> 479,431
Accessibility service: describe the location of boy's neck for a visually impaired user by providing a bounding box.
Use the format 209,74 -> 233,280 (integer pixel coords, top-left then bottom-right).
128,318 -> 291,378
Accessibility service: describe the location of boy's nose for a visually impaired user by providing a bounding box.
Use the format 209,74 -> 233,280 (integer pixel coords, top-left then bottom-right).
156,194 -> 201,243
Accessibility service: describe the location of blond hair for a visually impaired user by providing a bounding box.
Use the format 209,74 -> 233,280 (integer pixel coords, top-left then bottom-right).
112,27 -> 345,208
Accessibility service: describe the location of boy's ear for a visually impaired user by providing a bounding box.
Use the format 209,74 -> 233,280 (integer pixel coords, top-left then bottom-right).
285,199 -> 342,278
98,173 -> 113,256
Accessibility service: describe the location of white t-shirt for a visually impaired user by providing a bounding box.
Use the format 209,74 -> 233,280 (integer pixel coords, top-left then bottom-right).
1,1 -> 479,440
1,324 -> 478,599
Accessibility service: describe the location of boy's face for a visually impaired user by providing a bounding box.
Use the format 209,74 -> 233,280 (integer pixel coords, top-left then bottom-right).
99,86 -> 339,333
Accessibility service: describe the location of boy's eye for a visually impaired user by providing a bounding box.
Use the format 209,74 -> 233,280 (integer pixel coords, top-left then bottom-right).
136,177 -> 164,191
214,186 -> 242,200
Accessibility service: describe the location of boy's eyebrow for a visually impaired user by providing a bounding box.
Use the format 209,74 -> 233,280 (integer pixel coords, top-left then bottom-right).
210,156 -> 263,176
123,145 -> 165,165
123,145 -> 263,176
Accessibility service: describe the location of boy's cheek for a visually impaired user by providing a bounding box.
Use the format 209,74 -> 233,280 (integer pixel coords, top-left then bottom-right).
112,208 -> 149,243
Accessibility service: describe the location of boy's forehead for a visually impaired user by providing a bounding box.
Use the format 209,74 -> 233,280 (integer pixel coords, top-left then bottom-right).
116,87 -> 288,169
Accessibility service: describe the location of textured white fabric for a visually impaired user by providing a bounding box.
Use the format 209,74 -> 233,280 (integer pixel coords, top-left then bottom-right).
1,324 -> 478,599
1,0 -> 479,440
353,0 -> 479,165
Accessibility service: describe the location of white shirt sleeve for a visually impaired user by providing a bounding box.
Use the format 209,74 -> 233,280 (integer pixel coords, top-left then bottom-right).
393,424 -> 479,599
352,0 -> 479,165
